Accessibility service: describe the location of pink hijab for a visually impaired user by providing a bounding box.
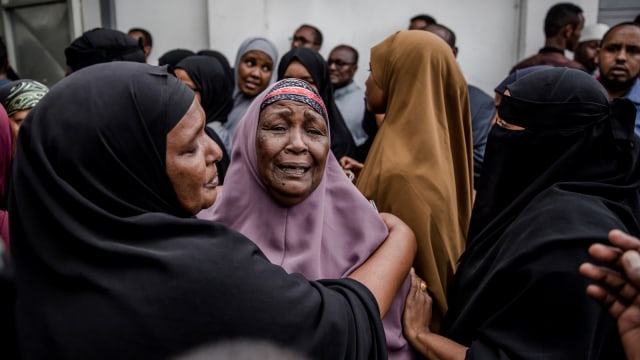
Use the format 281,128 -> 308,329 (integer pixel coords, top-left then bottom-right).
0,104 -> 12,248
200,79 -> 414,360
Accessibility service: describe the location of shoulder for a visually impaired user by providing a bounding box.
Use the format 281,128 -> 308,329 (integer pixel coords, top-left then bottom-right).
626,78 -> 640,103
511,54 -> 540,72
504,187 -> 635,253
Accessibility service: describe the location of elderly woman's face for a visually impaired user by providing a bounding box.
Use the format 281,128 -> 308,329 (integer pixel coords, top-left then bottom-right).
256,99 -> 330,206
237,50 -> 273,97
166,98 -> 222,214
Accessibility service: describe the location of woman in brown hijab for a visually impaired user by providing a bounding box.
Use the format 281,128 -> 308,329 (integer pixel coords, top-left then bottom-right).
356,30 -> 473,329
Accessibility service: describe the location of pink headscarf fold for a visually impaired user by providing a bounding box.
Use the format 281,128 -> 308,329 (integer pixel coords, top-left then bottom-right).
0,104 -> 12,248
200,79 -> 414,360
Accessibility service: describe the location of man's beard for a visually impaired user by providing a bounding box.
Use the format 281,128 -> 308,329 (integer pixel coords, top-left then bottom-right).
600,73 -> 638,94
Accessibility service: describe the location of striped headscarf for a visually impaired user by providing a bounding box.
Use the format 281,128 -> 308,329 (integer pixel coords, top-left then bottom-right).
260,78 -> 327,121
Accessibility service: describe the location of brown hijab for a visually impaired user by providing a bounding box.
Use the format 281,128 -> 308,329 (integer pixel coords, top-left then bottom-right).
356,30 -> 473,328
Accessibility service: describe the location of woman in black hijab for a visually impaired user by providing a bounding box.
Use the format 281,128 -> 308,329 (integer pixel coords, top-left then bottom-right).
64,28 -> 145,73
278,47 -> 356,160
174,55 -> 233,181
402,68 -> 640,359
197,49 -> 234,86
158,48 -> 195,69
10,62 -> 415,360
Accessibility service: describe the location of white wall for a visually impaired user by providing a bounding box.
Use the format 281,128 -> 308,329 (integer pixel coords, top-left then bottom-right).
207,0 -> 522,95
113,0 -> 210,66
77,0 -> 600,96
519,0 -> 599,66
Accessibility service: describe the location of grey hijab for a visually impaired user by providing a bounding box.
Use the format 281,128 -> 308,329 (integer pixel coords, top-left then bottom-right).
223,37 -> 278,141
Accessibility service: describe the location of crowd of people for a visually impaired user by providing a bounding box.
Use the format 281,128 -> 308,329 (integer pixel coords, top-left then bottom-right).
0,2 -> 639,359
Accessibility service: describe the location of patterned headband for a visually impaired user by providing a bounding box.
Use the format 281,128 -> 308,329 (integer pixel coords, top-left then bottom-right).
260,78 -> 327,121
5,80 -> 49,117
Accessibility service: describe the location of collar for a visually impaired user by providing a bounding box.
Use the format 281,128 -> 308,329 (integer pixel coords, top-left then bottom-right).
538,47 -> 565,55
334,81 -> 357,97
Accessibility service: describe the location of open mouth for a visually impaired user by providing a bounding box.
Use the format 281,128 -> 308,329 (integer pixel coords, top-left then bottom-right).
278,165 -> 310,176
205,175 -> 219,188
244,80 -> 261,89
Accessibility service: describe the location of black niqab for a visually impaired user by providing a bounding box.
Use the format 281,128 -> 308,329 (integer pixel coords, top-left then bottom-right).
10,62 -> 386,360
442,68 -> 640,359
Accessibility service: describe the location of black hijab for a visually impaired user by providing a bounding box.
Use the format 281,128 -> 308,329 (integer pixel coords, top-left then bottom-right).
175,55 -> 233,183
278,48 -> 356,159
158,48 -> 195,69
197,49 -> 234,86
65,28 -> 145,72
10,62 -> 386,360
175,55 -> 233,125
441,68 -> 639,358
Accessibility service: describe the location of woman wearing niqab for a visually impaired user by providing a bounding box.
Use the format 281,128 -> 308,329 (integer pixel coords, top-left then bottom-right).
356,31 -> 474,329
277,47 -> 357,160
404,67 -> 639,359
9,62 -> 393,360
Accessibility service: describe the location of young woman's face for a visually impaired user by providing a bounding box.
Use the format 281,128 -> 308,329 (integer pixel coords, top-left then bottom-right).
174,69 -> 201,103
255,99 -> 329,206
364,72 -> 386,114
166,98 -> 222,214
237,50 -> 274,97
283,61 -> 318,92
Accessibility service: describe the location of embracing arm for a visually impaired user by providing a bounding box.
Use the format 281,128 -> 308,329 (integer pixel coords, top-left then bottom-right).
348,212 -> 416,317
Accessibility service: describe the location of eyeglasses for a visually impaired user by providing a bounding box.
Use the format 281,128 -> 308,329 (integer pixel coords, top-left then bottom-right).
327,60 -> 355,67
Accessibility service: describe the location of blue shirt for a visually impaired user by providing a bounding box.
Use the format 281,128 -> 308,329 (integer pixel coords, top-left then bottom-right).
626,79 -> 640,135
334,82 -> 368,146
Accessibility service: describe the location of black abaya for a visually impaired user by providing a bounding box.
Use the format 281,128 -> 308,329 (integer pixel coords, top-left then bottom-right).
9,62 -> 386,360
442,68 -> 640,359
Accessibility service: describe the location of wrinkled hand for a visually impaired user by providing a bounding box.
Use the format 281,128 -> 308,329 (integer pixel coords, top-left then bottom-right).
339,156 -> 364,182
403,268 -> 432,347
579,229 -> 640,360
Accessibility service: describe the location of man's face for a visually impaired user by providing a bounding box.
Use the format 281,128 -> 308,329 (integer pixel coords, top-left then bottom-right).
291,26 -> 320,51
328,48 -> 357,89
574,40 -> 600,74
597,25 -> 640,93
566,15 -> 585,51
409,19 -> 429,30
